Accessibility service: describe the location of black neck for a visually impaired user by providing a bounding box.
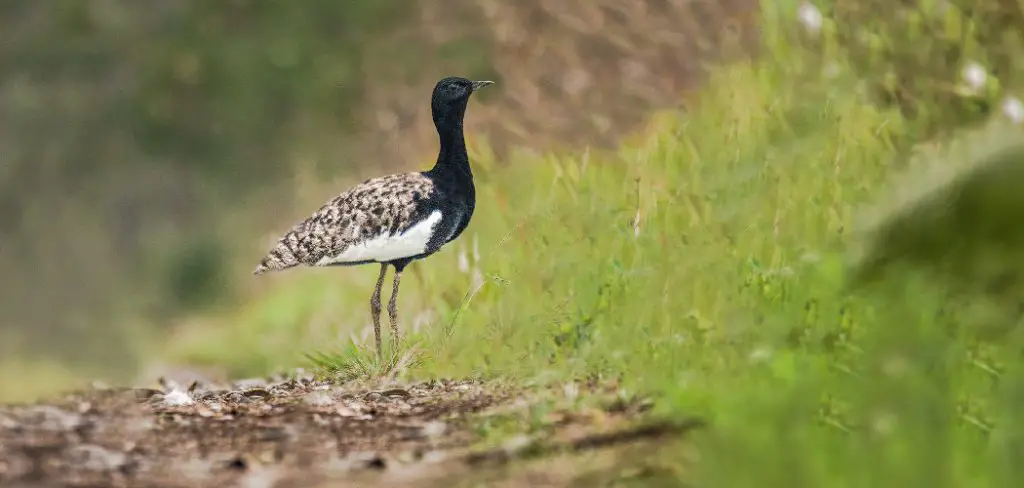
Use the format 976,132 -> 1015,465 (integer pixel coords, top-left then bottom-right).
430,123 -> 472,181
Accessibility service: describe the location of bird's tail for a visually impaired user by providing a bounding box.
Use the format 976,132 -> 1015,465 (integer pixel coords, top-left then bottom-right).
252,239 -> 300,275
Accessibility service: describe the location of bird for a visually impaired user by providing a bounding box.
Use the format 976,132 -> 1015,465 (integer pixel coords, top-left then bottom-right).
252,76 -> 494,359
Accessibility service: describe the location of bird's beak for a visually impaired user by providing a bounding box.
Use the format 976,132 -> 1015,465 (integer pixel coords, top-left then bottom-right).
470,80 -> 495,92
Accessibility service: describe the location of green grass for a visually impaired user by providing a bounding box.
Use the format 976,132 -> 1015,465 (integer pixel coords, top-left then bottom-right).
162,1 -> 1024,485
304,336 -> 424,382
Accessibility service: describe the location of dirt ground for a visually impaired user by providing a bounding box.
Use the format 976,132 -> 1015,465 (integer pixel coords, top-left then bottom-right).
0,373 -> 702,488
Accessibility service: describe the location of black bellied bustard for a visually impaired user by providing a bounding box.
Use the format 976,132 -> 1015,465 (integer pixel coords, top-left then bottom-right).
253,77 -> 493,359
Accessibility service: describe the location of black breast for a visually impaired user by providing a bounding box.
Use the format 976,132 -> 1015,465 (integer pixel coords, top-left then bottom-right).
418,190 -> 472,255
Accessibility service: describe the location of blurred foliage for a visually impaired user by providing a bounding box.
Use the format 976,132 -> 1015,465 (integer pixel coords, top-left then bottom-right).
163,234 -> 229,311
0,0 -> 427,366
1,0 -> 411,187
823,0 -> 1024,139
411,0 -> 762,154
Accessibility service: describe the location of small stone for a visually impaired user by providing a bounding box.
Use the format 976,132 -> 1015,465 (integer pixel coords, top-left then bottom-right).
381,388 -> 411,399
302,391 -> 335,407
163,389 -> 195,407
66,444 -> 128,472
33,405 -> 83,431
0,413 -> 19,429
242,388 -> 272,400
196,406 -> 216,418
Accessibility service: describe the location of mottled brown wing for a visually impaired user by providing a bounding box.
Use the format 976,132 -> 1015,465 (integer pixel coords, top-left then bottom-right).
253,173 -> 437,274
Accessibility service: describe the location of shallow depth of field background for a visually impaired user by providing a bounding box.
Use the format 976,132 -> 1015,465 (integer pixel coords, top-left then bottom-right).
5,0 -> 1024,485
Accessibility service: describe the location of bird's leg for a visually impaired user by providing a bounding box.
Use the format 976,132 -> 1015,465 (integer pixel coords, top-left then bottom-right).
388,266 -> 404,350
370,263 -> 388,360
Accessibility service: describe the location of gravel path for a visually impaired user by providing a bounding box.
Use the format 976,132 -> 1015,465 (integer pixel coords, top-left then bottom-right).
0,374 -> 698,487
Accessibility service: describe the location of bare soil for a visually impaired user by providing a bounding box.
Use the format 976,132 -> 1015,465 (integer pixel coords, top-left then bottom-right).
0,375 -> 701,488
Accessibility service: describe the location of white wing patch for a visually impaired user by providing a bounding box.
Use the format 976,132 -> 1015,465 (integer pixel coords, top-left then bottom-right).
316,210 -> 443,265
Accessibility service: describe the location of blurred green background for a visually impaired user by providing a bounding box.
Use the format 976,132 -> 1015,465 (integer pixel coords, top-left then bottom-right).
0,0 -> 758,389
6,1 -> 1024,485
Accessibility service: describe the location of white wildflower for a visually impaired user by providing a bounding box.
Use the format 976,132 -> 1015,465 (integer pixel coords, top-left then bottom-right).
563,382 -> 579,401
798,2 -> 823,34
749,346 -> 774,363
457,247 -> 470,273
961,62 -> 987,93
1002,96 -> 1024,124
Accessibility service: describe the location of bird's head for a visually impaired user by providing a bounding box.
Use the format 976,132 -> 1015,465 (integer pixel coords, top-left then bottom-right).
431,77 -> 494,129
